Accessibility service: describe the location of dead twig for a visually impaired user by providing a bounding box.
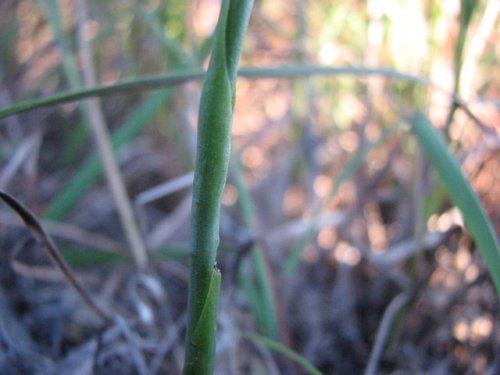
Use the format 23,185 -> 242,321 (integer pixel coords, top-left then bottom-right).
0,191 -> 112,324
75,0 -> 148,271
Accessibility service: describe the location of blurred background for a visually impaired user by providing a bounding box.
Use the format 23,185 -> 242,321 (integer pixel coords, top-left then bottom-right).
0,0 -> 498,374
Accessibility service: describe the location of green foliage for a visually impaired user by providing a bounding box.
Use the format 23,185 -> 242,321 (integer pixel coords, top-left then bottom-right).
232,156 -> 278,338
411,113 -> 500,294
0,66 -> 430,119
245,332 -> 322,375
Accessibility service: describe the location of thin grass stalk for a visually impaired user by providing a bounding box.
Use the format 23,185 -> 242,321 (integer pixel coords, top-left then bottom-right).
2,66 -> 493,137
183,1 -> 253,374
232,155 -> 278,338
0,191 -> 111,324
364,293 -> 408,375
244,332 -> 322,375
75,0 -> 148,271
0,66 -> 442,119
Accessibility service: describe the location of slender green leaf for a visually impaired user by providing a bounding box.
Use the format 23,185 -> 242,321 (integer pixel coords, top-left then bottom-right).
245,332 -> 322,375
0,66 -> 431,120
232,155 -> 278,338
0,71 -> 203,119
60,247 -> 123,267
411,113 -> 500,294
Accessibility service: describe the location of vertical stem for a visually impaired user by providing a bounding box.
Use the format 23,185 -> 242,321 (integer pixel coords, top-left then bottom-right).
183,1 -> 253,374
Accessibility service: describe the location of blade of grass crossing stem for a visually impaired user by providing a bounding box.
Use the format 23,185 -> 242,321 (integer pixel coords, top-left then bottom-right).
43,91 -> 172,221
183,1 -> 254,374
232,155 -> 278,338
411,113 -> 500,294
0,66 -> 436,120
0,71 -> 199,119
244,332 -> 322,375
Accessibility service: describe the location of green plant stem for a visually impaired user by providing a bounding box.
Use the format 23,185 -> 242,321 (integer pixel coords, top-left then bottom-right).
183,1 -> 253,374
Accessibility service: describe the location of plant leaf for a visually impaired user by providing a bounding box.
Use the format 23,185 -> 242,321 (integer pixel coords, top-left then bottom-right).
0,66 -> 431,120
244,332 -> 322,375
411,113 -> 500,294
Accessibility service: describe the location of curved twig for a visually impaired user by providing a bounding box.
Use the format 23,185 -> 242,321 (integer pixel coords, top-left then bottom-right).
0,191 -> 112,324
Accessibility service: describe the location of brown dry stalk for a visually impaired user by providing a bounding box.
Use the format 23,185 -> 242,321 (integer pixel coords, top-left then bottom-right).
0,191 -> 112,324
75,0 -> 148,271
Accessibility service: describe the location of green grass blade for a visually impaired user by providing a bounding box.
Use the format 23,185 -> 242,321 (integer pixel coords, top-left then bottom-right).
232,155 -> 278,338
244,332 -> 322,375
238,270 -> 267,332
0,65 -> 432,120
0,71 -> 203,119
411,113 -> 500,294
60,247 -> 123,268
